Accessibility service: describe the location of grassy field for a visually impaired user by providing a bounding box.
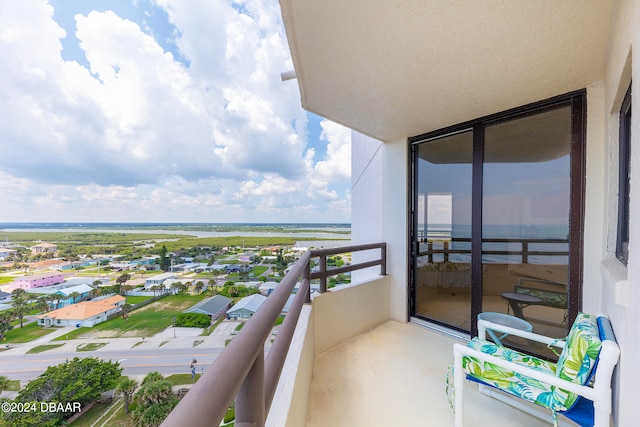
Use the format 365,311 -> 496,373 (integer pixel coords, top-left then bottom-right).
252,265 -> 268,276
55,294 -> 206,339
164,373 -> 202,385
4,322 -> 57,343
0,276 -> 16,285
77,342 -> 108,351
27,343 -> 65,354
125,296 -> 150,305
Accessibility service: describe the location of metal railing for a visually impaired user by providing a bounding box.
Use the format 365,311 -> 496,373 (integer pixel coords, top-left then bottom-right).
420,237 -> 568,264
161,242 -> 386,427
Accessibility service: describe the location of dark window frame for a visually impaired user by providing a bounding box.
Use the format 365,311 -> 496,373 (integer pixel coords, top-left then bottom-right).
408,90 -> 586,335
617,84 -> 632,265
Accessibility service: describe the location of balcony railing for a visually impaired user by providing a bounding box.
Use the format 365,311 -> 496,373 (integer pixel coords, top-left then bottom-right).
161,242 -> 387,427
419,237 -> 568,264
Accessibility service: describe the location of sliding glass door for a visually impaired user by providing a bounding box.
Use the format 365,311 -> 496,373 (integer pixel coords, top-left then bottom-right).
410,91 -> 584,352
414,130 -> 473,330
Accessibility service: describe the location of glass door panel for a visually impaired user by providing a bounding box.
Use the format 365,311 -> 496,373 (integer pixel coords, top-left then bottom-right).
482,107 -> 571,352
415,131 -> 473,331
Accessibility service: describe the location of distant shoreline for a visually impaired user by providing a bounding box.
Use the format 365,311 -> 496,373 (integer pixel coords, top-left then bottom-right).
0,222 -> 350,228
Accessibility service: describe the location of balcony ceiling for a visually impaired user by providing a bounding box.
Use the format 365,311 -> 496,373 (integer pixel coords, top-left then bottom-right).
280,1 -> 614,142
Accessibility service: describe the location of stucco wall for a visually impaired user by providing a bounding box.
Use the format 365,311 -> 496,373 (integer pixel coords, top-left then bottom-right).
312,276 -> 391,355
351,130 -> 385,282
351,131 -> 408,323
599,0 -> 640,425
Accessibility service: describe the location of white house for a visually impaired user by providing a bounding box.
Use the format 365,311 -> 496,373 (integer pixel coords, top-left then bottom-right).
145,272 -> 177,289
227,294 -> 267,320
37,295 -> 125,327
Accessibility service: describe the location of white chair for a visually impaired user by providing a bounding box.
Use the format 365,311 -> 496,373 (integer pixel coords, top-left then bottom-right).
451,313 -> 620,427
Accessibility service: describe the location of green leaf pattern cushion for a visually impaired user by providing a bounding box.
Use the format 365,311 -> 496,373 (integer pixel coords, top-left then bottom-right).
461,313 -> 601,412
554,312 -> 602,409
462,338 -> 563,410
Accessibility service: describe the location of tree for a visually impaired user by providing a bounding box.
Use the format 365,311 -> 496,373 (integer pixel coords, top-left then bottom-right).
151,285 -> 161,299
11,291 -> 28,328
0,376 -> 9,391
0,311 -> 13,341
115,377 -> 138,414
195,281 -> 204,295
89,285 -> 101,299
132,372 -> 178,427
159,245 -> 170,271
11,288 -> 26,299
170,282 -> 182,295
51,294 -> 63,310
116,273 -> 131,294
6,357 -> 121,427
69,291 -> 81,304
141,371 -> 164,386
35,295 -> 50,313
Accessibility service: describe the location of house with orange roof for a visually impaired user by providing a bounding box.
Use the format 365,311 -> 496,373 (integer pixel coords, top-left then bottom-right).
31,242 -> 57,254
36,295 -> 125,327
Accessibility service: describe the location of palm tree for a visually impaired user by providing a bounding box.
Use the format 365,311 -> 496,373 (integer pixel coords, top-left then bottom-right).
151,285 -> 161,299
52,294 -> 63,310
35,295 -> 50,313
115,377 -> 138,414
141,371 -> 164,386
195,281 -> 204,295
11,291 -> 28,328
11,288 -> 26,301
0,311 -> 13,341
170,282 -> 181,295
0,375 -> 10,391
116,273 -> 131,295
69,291 -> 82,304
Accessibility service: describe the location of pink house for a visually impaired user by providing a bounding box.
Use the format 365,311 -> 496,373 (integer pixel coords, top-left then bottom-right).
5,272 -> 65,292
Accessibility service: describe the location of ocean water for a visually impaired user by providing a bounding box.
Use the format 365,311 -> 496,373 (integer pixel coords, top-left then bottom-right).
419,223 -> 569,264
0,222 -> 352,242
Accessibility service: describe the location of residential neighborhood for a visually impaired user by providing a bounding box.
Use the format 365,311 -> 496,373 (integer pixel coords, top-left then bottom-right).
0,233 -> 351,426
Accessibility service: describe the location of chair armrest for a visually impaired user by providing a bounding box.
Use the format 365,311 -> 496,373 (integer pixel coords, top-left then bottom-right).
453,343 -> 598,401
478,318 -> 565,349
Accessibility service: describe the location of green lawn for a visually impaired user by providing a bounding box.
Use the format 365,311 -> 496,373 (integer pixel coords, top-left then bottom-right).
125,295 -> 150,305
77,342 -> 108,351
4,322 -> 57,343
164,373 -> 202,386
0,276 -> 16,285
252,266 -> 268,276
55,294 -> 206,339
27,343 -> 65,354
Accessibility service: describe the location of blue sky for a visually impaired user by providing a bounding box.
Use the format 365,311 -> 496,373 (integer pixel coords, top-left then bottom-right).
0,0 -> 351,223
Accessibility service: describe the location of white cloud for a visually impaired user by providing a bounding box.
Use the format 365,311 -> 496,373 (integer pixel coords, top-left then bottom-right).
0,0 -> 351,223
314,120 -> 352,183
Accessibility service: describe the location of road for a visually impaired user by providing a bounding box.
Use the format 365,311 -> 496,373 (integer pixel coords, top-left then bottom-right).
0,347 -> 225,381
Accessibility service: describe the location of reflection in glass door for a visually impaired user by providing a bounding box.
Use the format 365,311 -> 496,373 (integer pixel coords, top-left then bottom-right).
410,91 -> 584,349
414,131 -> 473,331
482,107 -> 571,350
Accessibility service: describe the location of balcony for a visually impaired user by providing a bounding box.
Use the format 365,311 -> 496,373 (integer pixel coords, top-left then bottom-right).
161,242 -> 576,427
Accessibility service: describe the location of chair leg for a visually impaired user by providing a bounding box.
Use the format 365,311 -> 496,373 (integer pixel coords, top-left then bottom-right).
453,345 -> 465,427
593,399 -> 611,427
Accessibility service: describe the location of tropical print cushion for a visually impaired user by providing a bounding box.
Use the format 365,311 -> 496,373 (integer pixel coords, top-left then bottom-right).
462,338 -> 564,410
554,312 -> 602,409
461,313 -> 602,413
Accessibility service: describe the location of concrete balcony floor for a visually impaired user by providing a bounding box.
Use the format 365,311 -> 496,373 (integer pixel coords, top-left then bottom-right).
306,321 -> 571,427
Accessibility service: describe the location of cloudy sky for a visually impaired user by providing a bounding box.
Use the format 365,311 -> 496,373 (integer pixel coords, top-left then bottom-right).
0,0 -> 351,224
